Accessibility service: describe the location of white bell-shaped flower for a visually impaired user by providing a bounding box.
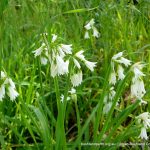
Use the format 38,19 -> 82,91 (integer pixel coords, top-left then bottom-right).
70,71 -> 82,87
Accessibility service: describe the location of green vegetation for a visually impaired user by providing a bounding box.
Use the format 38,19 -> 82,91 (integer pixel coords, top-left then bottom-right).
0,0 -> 150,149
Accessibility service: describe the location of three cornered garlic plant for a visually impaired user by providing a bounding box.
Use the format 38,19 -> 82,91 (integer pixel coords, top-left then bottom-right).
0,71 -> 19,101
84,18 -> 100,39
33,33 -> 97,87
107,51 -> 149,140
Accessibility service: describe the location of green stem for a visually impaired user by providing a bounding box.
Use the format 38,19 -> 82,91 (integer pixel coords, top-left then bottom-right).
54,77 -> 66,150
93,65 -> 111,140
75,100 -> 81,150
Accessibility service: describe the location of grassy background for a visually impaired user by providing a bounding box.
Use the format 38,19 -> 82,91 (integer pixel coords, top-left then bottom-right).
0,0 -> 150,149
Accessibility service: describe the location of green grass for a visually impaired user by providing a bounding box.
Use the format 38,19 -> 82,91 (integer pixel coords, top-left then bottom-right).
0,0 -> 150,149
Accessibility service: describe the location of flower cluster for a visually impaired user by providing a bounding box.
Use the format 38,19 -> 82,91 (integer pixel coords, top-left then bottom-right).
131,63 -> 146,104
84,18 -> 100,39
0,71 -> 19,101
33,34 -> 97,87
71,50 -> 97,87
136,112 -> 150,140
109,52 -> 131,85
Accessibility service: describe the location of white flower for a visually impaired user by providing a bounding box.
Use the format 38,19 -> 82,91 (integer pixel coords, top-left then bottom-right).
0,84 -> 5,101
1,71 -> 6,78
109,70 -> 117,85
58,44 -> 72,58
117,65 -> 125,80
60,94 -> 70,103
50,56 -> 69,77
84,22 -> 91,30
50,61 -> 58,77
40,57 -> 48,65
58,47 -> 65,58
139,99 -> 147,105
59,44 -> 72,54
103,102 -> 112,114
112,52 -> 131,67
75,50 -> 86,61
136,112 -> 150,140
56,55 -> 69,75
69,88 -> 77,101
133,66 -> 145,80
112,52 -> 123,61
52,34 -> 57,43
60,94 -> 64,103
70,71 -> 82,87
137,112 -> 150,128
84,31 -> 90,39
117,57 -> 131,67
84,19 -> 95,30
131,78 -> 146,99
139,127 -> 148,140
7,78 -> 16,88
131,62 -> 146,103
69,88 -> 76,94
109,87 -> 116,100
0,71 -> 19,101
84,60 -> 96,72
32,43 -> 46,57
89,19 -> 95,26
7,86 -> 19,101
73,58 -> 81,69
92,27 -> 100,38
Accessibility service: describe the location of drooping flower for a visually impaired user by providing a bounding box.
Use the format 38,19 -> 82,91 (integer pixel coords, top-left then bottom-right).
136,112 -> 150,140
109,70 -> 117,85
59,44 -> 72,55
109,87 -> 116,100
73,58 -> 81,69
50,61 -> 58,78
0,84 -> 5,101
137,112 -> 150,128
7,86 -> 19,101
75,50 -> 86,61
103,102 -> 112,114
84,18 -> 99,39
52,34 -> 57,43
0,71 -> 19,101
131,63 -> 146,104
69,88 -> 76,94
117,57 -> 131,67
117,65 -> 125,80
56,55 -> 69,76
112,52 -> 123,61
32,43 -> 46,57
84,60 -> 97,72
70,71 -> 82,87
40,57 -> 48,65
92,27 -> 100,38
1,71 -> 6,78
109,52 -> 131,85
139,127 -> 148,140
131,78 -> 146,99
84,31 -> 90,39
50,55 -> 69,77
84,19 -> 95,30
